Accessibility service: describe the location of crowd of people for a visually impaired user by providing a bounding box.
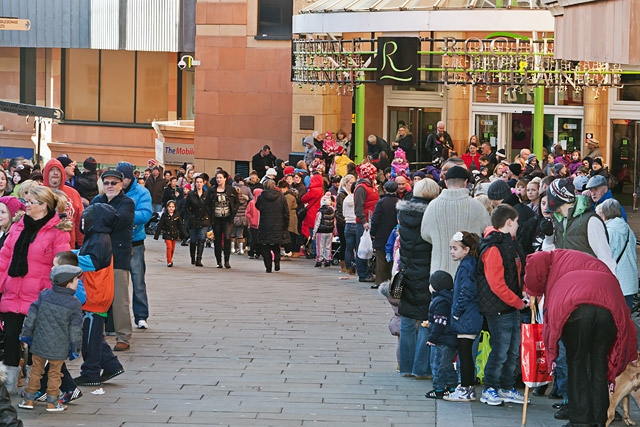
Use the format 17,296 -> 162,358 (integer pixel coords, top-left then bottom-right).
0,126 -> 635,426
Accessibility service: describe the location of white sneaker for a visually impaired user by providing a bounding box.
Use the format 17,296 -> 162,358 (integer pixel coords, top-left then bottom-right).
480,387 -> 504,406
498,387 -> 527,404
443,385 -> 476,402
137,320 -> 148,329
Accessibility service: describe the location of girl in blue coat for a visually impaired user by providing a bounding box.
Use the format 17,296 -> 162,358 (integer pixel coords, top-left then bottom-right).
443,231 -> 483,403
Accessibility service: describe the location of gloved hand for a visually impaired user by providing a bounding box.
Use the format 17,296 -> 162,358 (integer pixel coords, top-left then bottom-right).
540,218 -> 554,236
68,344 -> 79,361
386,253 -> 392,263
19,336 -> 32,348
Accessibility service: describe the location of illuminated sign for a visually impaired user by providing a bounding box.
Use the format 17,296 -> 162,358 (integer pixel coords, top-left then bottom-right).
291,36 -> 629,91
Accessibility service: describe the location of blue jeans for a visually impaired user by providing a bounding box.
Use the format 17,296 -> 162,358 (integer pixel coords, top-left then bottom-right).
432,344 -> 458,390
355,223 -> 371,280
484,310 -> 520,390
555,339 -> 568,401
131,244 -> 149,323
344,223 -> 357,269
189,226 -> 208,243
399,316 -> 431,377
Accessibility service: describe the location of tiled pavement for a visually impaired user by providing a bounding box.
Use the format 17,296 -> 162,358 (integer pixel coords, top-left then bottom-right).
15,215 -> 640,426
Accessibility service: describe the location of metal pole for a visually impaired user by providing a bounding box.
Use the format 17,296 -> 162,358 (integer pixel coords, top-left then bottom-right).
533,86 -> 544,159
355,81 -> 365,163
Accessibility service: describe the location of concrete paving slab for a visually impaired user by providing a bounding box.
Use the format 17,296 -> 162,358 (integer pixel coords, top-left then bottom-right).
12,232 -> 640,426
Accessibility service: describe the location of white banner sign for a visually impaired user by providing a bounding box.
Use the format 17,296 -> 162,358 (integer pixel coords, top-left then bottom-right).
155,139 -> 195,165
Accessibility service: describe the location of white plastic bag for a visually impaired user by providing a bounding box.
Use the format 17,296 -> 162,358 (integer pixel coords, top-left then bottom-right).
357,229 -> 374,259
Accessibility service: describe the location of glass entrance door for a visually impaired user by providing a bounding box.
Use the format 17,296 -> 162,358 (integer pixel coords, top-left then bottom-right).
475,113 -> 500,150
388,107 -> 441,166
556,117 -> 583,154
610,120 -> 638,206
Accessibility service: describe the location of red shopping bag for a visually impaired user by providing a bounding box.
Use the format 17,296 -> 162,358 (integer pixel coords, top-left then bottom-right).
520,303 -> 553,387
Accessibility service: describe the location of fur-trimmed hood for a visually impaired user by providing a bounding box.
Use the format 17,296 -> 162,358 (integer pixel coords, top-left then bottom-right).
0,362 -> 7,385
396,197 -> 429,215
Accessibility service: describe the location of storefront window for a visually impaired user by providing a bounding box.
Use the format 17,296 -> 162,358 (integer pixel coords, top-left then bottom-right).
618,75 -> 640,101
557,88 -> 583,106
63,49 -> 169,124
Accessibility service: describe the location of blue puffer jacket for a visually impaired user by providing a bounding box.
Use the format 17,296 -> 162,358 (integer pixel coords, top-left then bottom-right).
125,179 -> 153,243
450,256 -> 483,335
428,290 -> 457,348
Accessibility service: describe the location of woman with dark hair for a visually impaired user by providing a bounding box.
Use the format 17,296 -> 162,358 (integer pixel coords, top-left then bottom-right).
0,186 -> 72,394
206,170 -> 239,269
185,176 -> 209,267
256,179 -> 290,273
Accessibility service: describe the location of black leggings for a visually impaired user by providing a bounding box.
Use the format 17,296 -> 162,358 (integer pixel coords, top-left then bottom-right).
458,337 -> 475,387
2,312 -> 26,367
213,218 -> 233,262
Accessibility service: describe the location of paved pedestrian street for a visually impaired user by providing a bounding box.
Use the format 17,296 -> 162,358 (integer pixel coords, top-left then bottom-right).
16,239 -> 640,426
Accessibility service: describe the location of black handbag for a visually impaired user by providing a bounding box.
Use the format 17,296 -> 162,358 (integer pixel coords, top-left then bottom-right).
389,268 -> 406,299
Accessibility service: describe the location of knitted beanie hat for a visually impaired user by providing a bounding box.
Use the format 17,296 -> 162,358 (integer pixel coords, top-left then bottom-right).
487,179 -> 512,201
430,270 -> 454,292
546,178 -> 575,212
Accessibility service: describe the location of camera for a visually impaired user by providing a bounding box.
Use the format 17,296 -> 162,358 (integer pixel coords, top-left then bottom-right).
178,59 -> 187,70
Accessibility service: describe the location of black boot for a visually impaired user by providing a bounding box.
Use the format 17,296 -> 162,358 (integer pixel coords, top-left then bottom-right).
195,243 -> 204,267
190,243 -> 196,265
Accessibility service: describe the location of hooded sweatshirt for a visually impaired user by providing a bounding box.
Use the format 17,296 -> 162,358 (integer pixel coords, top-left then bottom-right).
43,159 -> 84,248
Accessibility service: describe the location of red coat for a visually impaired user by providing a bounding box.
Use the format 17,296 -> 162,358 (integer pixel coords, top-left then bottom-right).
43,159 -> 84,248
300,174 -> 324,237
525,250 -> 637,383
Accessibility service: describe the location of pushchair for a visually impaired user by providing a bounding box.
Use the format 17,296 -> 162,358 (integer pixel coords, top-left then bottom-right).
330,236 -> 342,265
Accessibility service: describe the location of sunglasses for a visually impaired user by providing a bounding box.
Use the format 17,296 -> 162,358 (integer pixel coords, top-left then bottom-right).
103,180 -> 121,186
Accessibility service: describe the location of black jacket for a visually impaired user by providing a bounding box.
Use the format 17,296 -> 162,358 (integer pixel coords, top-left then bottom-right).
370,193 -> 399,251
396,196 -> 432,320
91,191 -> 135,270
428,290 -> 457,348
476,231 -> 523,315
185,190 -> 210,229
206,185 -> 239,226
154,212 -> 188,241
502,193 -> 536,255
252,152 -> 277,178
75,171 -> 99,202
145,175 -> 166,205
256,189 -> 290,245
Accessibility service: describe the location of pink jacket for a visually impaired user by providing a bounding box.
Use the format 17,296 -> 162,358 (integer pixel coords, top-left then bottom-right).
0,215 -> 71,315
246,188 -> 263,229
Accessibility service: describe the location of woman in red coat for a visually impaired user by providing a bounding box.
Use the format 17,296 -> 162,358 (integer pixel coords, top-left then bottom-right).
525,249 -> 637,427
300,173 -> 324,239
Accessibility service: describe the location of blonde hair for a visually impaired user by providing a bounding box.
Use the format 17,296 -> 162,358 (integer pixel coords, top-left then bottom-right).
53,189 -> 69,214
29,186 -> 66,213
475,194 -> 494,215
17,180 -> 39,200
412,177 -> 440,200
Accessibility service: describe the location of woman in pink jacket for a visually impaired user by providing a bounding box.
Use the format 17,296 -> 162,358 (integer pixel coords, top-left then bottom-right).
0,186 -> 71,393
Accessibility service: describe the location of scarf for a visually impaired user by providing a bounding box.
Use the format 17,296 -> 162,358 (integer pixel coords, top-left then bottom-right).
8,209 -> 55,278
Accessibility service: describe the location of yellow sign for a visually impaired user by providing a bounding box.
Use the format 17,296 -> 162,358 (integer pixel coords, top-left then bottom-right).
0,18 -> 31,31
352,114 -> 356,124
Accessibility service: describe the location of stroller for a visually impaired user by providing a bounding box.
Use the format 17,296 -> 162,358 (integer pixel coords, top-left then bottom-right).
330,236 -> 342,265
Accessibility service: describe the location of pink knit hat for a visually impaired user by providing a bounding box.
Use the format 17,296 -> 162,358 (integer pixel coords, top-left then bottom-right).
0,196 -> 25,219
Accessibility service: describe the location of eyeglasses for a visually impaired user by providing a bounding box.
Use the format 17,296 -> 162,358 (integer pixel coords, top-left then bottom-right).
24,200 -> 43,206
103,180 -> 121,186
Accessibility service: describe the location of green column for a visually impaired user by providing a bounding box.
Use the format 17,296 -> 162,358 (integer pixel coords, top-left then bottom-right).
533,86 -> 544,160
355,82 -> 365,164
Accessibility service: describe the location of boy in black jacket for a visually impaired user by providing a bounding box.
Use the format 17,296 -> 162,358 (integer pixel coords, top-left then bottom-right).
424,270 -> 458,399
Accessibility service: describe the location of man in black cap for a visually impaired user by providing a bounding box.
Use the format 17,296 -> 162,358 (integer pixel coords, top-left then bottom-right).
369,180 -> 400,288
89,170 -> 135,353
506,163 -> 521,188
420,166 -> 490,278
76,157 -> 99,206
57,155 -> 78,189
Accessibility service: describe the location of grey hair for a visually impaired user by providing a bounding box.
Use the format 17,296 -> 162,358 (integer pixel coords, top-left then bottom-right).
437,121 -> 445,128
263,179 -> 276,190
596,198 -> 622,220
